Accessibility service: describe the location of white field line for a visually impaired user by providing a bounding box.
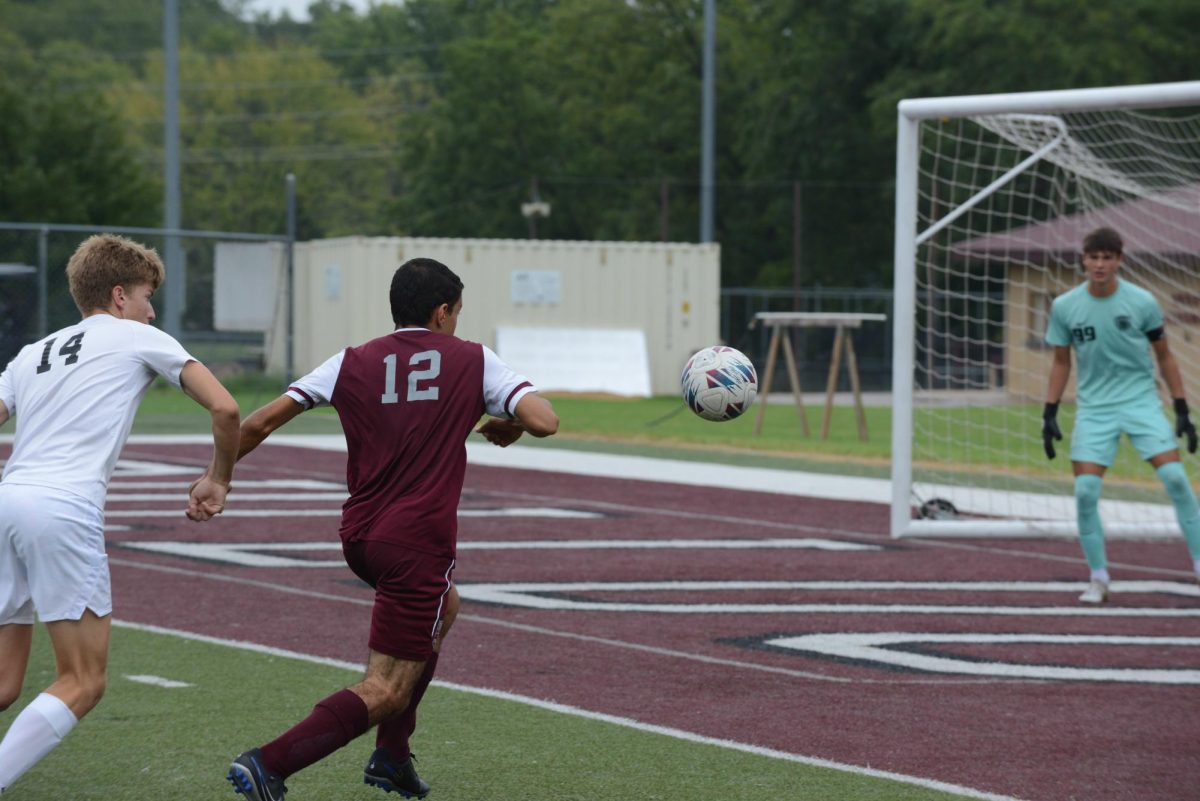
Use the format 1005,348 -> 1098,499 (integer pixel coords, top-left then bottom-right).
107,492 -> 350,502
105,557 -> 1020,686
768,632 -> 1200,684
103,507 -> 601,519
0,433 -> 1182,524
111,618 -> 1027,801
116,538 -> 877,566
123,673 -> 193,688
107,480 -> 345,490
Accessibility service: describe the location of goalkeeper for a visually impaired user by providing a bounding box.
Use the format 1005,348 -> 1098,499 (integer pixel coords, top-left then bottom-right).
1042,226 -> 1200,603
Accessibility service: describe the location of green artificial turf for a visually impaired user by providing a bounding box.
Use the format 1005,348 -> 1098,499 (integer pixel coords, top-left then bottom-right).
126,376 -> 1170,496
3,624 -> 983,801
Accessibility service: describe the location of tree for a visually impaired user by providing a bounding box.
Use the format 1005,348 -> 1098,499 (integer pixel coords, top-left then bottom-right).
0,33 -> 157,226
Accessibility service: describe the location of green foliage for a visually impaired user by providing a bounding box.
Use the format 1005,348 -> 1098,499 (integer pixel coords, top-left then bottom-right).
3,0 -> 1200,287
0,32 -> 157,226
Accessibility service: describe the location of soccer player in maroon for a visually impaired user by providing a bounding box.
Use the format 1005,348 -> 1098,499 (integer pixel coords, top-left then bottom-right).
224,257 -> 558,801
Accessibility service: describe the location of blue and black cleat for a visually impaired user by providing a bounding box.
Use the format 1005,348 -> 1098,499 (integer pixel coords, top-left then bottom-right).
363,748 -> 430,798
228,748 -> 288,801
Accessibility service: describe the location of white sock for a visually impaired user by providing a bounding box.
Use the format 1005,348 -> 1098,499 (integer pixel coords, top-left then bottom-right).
1090,568 -> 1111,584
0,693 -> 78,791
1193,558 -> 1200,576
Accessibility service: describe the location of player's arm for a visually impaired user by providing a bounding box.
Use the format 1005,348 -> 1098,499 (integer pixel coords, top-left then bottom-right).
1151,334 -> 1197,453
238,395 -> 306,460
475,393 -> 559,447
1045,345 -> 1072,405
180,360 -> 241,521
1041,346 -> 1071,459
1151,334 -> 1186,400
181,361 -> 240,483
512,392 -> 558,437
0,399 -> 8,428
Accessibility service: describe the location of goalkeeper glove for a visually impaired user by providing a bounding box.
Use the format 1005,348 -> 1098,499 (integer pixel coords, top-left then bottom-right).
1175,398 -> 1198,454
1042,402 -> 1063,460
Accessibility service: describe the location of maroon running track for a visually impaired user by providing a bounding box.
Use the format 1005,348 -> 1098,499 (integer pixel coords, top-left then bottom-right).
9,439 -> 1199,801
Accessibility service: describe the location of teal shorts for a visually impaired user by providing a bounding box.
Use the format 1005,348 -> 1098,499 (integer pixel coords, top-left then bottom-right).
1069,400 -> 1176,466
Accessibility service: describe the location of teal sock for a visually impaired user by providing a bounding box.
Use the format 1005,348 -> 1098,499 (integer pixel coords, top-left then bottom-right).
1075,474 -> 1106,570
1156,461 -> 1200,562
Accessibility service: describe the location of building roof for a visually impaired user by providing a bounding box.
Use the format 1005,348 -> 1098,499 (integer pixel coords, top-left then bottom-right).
951,183 -> 1200,260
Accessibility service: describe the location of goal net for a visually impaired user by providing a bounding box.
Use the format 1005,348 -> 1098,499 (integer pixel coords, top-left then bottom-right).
891,81 -> 1200,538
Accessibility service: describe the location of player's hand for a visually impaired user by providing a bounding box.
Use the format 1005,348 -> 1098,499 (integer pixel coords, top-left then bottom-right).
1042,402 -> 1063,460
187,474 -> 231,521
475,417 -> 525,447
1175,399 -> 1198,454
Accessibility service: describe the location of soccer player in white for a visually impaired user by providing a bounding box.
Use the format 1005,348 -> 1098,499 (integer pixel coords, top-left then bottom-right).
0,234 -> 240,793
1042,226 -> 1200,604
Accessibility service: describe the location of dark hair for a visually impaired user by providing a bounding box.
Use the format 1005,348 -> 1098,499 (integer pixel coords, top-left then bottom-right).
1082,226 -> 1123,255
389,257 -> 464,327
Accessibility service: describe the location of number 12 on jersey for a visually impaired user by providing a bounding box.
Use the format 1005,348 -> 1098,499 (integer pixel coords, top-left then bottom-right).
381,350 -> 441,403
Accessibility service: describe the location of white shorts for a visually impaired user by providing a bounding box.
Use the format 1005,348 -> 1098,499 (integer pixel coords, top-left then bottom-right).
0,483 -> 112,624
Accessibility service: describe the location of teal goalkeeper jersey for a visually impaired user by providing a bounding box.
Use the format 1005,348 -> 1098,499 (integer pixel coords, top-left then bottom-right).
1045,278 -> 1163,407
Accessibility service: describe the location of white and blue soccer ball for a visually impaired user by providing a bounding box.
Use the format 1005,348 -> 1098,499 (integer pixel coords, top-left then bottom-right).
680,346 -> 758,422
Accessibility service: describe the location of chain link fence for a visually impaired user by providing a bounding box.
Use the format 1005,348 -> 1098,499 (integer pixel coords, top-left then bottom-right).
0,220 -> 922,393
0,222 -> 293,378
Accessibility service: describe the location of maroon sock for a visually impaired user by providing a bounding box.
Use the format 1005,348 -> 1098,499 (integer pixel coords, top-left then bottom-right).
376,652 -> 439,761
260,689 -> 370,778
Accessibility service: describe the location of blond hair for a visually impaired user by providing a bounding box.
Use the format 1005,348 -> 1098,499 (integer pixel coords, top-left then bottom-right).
66,234 -> 166,314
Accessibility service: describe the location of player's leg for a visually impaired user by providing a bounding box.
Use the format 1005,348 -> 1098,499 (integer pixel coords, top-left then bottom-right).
359,544 -> 454,798
373,584 -> 460,771
228,542 -> 448,800
1131,401 -> 1200,581
0,613 -> 108,792
0,625 -> 33,713
1070,409 -> 1118,602
0,498 -> 35,716
43,611 -> 111,717
0,486 -> 35,714
0,488 -> 107,792
1072,463 -> 1110,602
228,650 -> 421,800
1147,451 -> 1200,580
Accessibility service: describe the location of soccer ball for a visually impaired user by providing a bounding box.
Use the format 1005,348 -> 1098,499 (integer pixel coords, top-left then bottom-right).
680,346 -> 758,422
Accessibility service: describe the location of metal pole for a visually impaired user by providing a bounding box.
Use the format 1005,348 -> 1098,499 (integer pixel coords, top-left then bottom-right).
529,177 -> 539,239
286,173 -> 296,386
699,0 -> 716,243
792,181 -> 803,306
660,178 -> 670,242
163,0 -> 184,337
37,227 -> 48,338
791,181 -> 803,375
890,109 -> 920,539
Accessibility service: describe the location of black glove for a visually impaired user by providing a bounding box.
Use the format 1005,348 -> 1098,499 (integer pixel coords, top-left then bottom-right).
1042,402 -> 1063,460
1175,398 -> 1197,454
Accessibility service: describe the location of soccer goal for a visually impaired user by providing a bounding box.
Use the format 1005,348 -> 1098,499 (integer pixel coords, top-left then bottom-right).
891,81 -> 1200,539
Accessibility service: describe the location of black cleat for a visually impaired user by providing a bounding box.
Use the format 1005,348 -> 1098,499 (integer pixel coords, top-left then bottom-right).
364,748 -> 430,798
228,748 -> 287,801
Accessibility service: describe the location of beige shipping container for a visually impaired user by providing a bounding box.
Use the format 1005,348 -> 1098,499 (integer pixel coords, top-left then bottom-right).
265,237 -> 720,396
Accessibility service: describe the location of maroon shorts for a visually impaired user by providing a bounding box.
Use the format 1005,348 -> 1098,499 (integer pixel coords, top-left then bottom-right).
342,539 -> 455,662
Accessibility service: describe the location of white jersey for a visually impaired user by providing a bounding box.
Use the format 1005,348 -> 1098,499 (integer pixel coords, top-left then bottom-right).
0,314 -> 194,509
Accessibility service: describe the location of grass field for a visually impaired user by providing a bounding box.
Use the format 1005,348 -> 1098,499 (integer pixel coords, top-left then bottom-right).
5,624 -> 979,801
130,375 -> 1177,495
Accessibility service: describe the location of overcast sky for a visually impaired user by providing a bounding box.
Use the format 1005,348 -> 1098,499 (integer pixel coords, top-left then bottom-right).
239,0 -> 397,21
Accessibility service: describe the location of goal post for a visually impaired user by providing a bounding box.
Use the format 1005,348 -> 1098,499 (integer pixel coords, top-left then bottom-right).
891,81 -> 1200,539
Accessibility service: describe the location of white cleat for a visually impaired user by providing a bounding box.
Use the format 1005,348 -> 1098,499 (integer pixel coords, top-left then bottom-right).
1078,580 -> 1109,604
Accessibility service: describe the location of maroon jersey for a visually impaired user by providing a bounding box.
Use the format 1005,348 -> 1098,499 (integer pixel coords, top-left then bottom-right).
286,328 -> 533,557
